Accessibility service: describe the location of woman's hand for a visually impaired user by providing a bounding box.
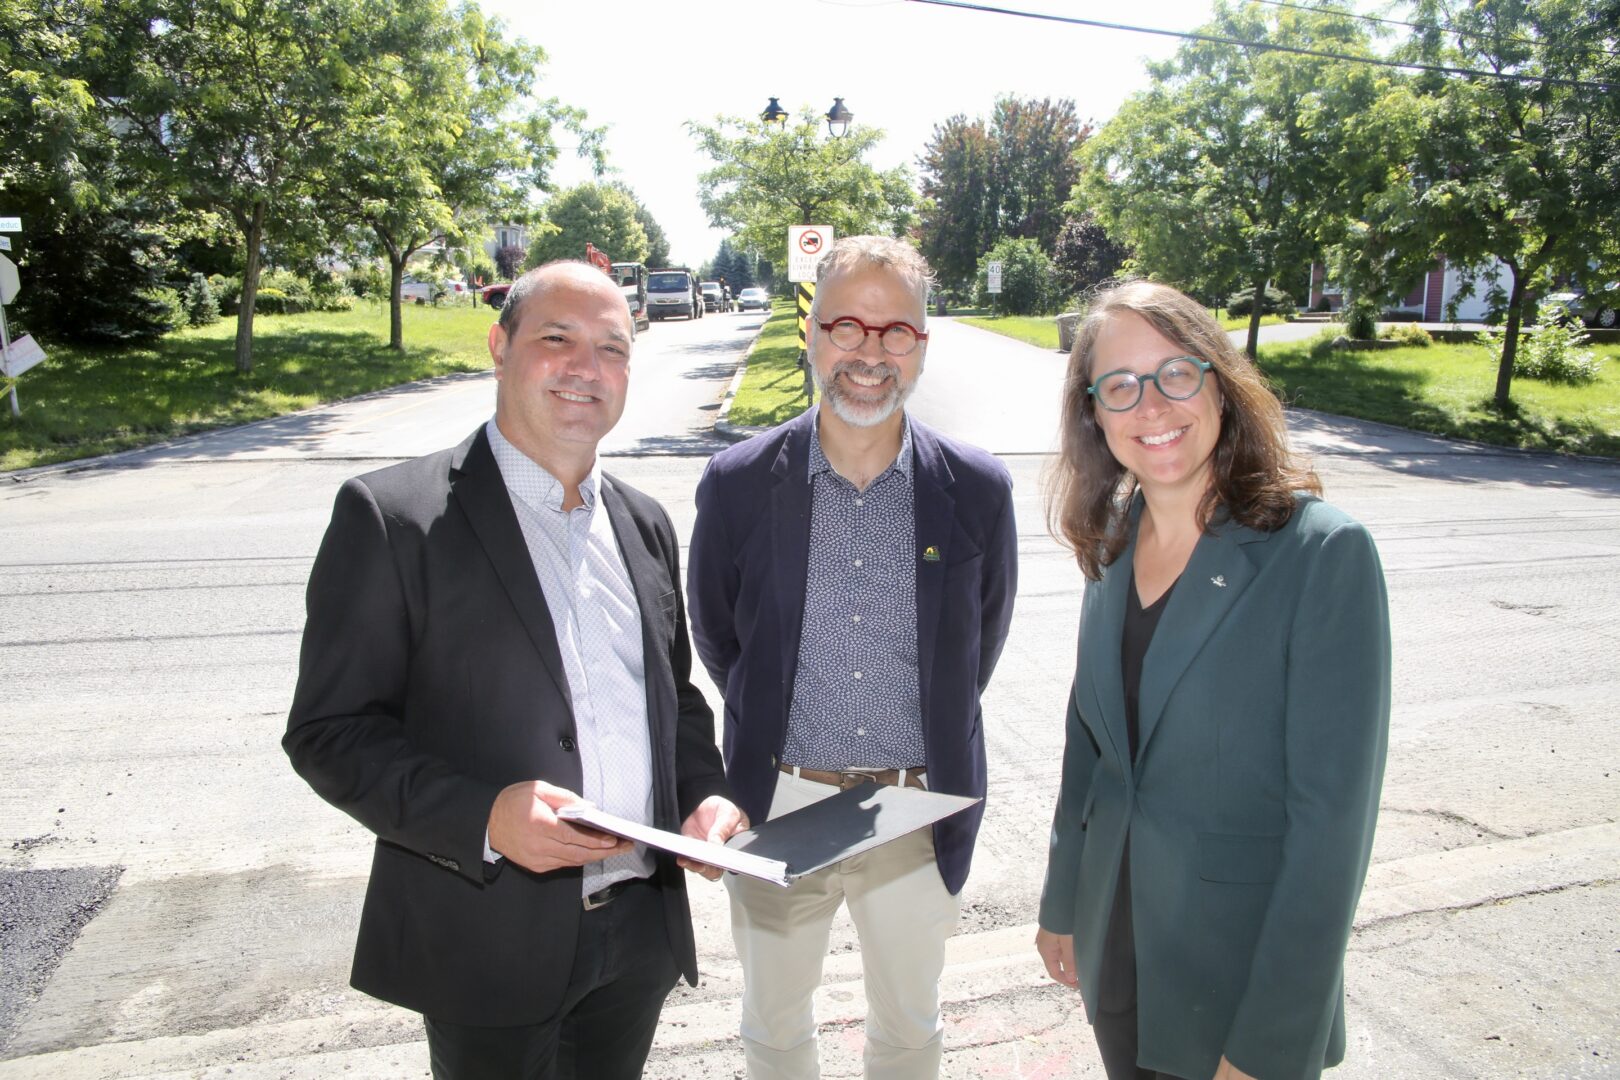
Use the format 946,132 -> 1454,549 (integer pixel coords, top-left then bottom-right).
1212,1056 -> 1258,1080
1035,927 -> 1079,988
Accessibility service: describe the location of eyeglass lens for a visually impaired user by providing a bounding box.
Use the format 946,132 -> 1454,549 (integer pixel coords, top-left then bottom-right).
1095,358 -> 1205,410
828,319 -> 920,357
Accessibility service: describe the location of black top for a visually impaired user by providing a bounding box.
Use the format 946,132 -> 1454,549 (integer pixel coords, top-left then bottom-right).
1122,572 -> 1176,763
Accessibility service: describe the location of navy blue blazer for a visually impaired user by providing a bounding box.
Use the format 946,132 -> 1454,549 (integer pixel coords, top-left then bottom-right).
687,409 -> 1017,894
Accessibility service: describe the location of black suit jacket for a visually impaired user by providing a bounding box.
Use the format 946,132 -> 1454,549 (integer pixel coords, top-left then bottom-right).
284,426 -> 729,1026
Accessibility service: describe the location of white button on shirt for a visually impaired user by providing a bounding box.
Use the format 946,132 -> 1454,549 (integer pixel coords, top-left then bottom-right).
485,420 -> 654,895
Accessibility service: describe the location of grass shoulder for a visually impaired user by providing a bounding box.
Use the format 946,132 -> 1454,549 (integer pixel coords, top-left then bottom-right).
958,312 -> 1286,351
1258,336 -> 1620,458
726,307 -> 813,428
1,302 -> 495,472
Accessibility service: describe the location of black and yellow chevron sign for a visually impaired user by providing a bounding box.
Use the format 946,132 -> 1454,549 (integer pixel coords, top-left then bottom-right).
796,283 -> 816,353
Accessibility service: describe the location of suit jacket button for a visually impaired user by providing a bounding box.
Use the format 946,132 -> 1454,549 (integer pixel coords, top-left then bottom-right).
559,735 -> 577,752
770,754 -> 778,768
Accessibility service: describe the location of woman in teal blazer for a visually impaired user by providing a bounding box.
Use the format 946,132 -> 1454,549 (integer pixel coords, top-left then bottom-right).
1035,282 -> 1390,1080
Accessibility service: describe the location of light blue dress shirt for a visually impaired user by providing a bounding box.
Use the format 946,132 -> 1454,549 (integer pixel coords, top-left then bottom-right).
486,419 -> 654,894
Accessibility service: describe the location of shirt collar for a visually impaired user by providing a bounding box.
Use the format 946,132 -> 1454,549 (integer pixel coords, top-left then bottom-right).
807,404 -> 914,484
485,417 -> 601,514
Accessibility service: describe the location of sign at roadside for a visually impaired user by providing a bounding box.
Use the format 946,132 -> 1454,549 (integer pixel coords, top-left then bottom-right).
987,261 -> 1003,294
0,217 -> 19,232
1,333 -> 44,377
788,225 -> 834,283
0,254 -> 19,305
0,237 -> 11,252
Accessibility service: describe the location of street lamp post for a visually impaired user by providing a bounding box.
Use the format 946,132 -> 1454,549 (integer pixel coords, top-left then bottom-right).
758,96 -> 854,400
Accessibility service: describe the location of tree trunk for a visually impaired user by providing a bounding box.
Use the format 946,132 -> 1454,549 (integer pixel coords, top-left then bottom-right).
234,201 -> 266,374
1493,266 -> 1527,408
1244,268 -> 1268,360
388,253 -> 406,351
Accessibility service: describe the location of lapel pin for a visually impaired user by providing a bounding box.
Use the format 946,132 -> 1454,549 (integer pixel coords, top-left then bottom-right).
1211,574 -> 1227,588
922,545 -> 941,563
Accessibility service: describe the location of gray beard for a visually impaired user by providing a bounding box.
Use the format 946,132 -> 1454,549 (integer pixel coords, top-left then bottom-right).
814,360 -> 920,428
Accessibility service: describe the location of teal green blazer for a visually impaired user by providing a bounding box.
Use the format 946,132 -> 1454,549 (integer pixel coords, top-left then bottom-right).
1039,496 -> 1390,1080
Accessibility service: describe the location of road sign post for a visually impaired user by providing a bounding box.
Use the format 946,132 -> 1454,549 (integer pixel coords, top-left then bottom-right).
986,261 -> 1003,294
788,226 -> 835,401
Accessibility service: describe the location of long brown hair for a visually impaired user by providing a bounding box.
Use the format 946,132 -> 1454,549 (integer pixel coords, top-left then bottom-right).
1045,281 -> 1320,579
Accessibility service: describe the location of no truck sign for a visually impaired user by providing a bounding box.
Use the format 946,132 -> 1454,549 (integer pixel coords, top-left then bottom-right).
788,226 -> 834,283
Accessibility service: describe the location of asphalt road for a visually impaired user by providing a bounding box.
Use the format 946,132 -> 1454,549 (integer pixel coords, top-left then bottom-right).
0,317 -> 1616,1078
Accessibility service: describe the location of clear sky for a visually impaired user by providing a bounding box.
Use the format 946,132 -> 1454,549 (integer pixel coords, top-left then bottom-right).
484,0 -> 1224,267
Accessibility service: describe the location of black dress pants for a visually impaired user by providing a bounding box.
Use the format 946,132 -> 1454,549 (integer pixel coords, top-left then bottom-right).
424,878 -> 680,1080
1091,845 -> 1189,1080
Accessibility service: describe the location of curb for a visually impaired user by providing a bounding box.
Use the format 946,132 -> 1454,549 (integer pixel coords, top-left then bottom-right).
4,823 -> 1612,1078
710,331 -> 771,444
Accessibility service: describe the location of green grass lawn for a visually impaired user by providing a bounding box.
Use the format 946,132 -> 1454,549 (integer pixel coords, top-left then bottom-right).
726,307 -> 815,427
958,312 -> 1285,351
1257,334 -> 1620,458
957,315 -> 1062,349
1,301 -> 496,471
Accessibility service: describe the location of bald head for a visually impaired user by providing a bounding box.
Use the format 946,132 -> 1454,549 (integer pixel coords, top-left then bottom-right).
499,260 -> 633,339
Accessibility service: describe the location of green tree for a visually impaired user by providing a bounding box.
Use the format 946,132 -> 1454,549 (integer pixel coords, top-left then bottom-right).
1401,0 -> 1620,406
527,183 -> 649,267
329,3 -> 595,349
0,0 -> 188,343
988,97 -> 1086,252
689,110 -> 917,259
978,237 -> 1059,316
1052,213 -> 1131,302
915,114 -> 998,292
1077,2 -> 1383,356
917,98 -> 1085,294
613,185 -> 671,268
113,0 -> 397,372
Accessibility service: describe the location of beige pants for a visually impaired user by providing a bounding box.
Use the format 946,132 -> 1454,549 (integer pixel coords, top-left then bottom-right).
725,770 -> 963,1080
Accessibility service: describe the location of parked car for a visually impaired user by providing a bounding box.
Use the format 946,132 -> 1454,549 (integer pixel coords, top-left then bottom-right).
737,287 -> 771,312
401,276 -> 469,304
700,281 -> 725,313
1548,287 -> 1619,329
480,283 -> 511,309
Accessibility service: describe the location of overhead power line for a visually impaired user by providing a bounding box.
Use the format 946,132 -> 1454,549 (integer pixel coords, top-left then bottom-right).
1248,0 -> 1620,62
903,0 -> 1617,92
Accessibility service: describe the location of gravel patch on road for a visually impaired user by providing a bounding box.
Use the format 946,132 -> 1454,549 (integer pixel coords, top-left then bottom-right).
0,865 -> 123,1054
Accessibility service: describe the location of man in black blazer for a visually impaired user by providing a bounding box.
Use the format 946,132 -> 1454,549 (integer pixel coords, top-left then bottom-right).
285,261 -> 745,1079
687,237 -> 1017,1078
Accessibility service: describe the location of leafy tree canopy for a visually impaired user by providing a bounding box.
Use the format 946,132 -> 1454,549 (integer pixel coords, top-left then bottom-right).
528,183 -> 649,268
689,111 -> 918,260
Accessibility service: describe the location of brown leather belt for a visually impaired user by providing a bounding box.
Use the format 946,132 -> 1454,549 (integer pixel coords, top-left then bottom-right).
779,763 -> 926,791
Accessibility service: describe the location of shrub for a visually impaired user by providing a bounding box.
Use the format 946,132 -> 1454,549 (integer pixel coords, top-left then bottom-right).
181,273 -> 220,326
1340,299 -> 1379,340
1488,304 -> 1604,383
1226,285 -> 1296,318
145,286 -> 184,334
253,287 -> 294,315
12,209 -> 180,344
1381,322 -> 1432,347
975,237 -> 1061,316
258,269 -> 313,313
209,274 -> 242,313
344,263 -> 387,298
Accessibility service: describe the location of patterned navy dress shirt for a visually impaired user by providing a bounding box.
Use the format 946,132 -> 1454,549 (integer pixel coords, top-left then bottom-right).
782,410 -> 925,771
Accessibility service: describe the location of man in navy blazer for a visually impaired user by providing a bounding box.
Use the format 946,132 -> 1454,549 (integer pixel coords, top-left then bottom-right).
687,236 -> 1017,1079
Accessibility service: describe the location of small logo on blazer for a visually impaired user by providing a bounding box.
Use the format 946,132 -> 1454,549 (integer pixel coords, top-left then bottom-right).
1210,574 -> 1227,588
922,545 -> 942,563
